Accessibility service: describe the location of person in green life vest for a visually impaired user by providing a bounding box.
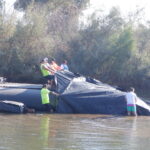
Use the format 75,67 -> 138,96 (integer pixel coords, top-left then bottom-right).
41,84 -> 59,112
40,58 -> 55,86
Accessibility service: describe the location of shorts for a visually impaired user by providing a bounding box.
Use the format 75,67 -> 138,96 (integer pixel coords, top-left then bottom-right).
44,75 -> 54,81
127,105 -> 136,112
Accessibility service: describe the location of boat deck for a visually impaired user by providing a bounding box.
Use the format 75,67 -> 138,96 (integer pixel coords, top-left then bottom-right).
0,83 -> 42,89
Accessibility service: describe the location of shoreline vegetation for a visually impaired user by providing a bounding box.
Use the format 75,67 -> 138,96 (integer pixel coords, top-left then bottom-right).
0,0 -> 150,99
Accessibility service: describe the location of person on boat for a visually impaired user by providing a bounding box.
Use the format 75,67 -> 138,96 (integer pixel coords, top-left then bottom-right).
40,58 -> 55,86
50,58 -> 61,72
60,60 -> 69,71
125,87 -> 138,116
41,84 -> 59,112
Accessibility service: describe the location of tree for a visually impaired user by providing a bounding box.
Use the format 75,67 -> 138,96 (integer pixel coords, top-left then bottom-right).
14,0 -> 88,10
68,8 -> 125,78
6,0 -> 89,82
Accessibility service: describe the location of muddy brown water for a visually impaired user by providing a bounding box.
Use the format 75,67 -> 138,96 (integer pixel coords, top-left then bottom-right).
0,114 -> 150,150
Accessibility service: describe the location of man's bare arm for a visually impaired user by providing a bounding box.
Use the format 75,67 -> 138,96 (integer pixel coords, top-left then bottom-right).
43,65 -> 55,73
51,91 -> 59,96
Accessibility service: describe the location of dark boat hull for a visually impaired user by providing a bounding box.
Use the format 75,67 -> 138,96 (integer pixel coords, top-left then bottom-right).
0,71 -> 150,115
0,87 -> 43,110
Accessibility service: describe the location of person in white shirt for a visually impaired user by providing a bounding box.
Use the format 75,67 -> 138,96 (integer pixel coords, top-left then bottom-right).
125,87 -> 138,116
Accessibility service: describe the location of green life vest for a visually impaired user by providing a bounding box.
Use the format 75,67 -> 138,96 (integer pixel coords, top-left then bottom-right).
41,88 -> 51,104
40,64 -> 50,76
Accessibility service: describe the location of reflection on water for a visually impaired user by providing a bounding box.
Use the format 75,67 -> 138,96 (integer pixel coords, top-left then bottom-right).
0,114 -> 150,150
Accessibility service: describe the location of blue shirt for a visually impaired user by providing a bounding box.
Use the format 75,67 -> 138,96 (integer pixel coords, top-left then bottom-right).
61,64 -> 69,71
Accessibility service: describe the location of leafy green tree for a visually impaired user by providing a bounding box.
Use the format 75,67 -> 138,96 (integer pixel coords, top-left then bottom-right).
14,0 -> 88,10
6,0 -> 89,82
0,0 -> 150,97
0,1 -> 17,79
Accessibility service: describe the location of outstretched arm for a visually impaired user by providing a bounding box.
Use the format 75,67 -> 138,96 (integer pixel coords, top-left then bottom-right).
43,65 -> 55,73
51,91 -> 59,96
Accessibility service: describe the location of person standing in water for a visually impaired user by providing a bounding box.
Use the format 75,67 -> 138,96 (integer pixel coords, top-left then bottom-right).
41,84 -> 59,112
125,87 -> 138,116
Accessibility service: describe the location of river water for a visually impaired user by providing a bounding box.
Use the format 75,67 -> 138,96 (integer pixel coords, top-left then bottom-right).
0,114 -> 150,150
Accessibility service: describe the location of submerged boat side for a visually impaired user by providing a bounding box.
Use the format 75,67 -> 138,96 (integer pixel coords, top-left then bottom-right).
0,71 -> 149,115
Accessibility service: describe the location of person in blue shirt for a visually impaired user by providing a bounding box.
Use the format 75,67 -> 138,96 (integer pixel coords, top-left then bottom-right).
60,60 -> 69,71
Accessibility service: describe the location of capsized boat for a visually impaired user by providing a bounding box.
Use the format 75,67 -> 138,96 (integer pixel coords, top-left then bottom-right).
0,71 -> 149,115
56,71 -> 150,115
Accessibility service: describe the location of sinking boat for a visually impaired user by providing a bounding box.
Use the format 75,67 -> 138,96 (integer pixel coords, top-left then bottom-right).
0,71 -> 150,115
0,100 -> 24,113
